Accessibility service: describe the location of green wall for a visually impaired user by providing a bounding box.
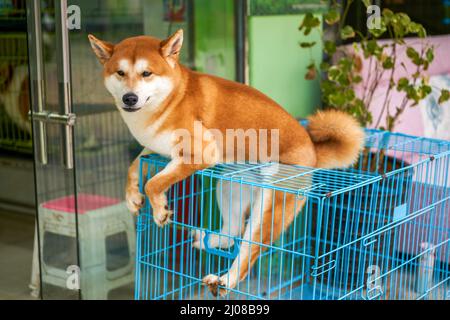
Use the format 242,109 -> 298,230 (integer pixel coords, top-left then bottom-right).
193,2 -> 322,118
194,0 -> 236,80
248,14 -> 322,118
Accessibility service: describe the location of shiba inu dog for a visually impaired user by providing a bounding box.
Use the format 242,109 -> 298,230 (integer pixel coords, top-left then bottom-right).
88,30 -> 364,297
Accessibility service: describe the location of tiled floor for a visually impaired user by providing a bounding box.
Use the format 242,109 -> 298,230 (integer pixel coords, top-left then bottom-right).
0,210 -> 36,300
0,210 -> 133,300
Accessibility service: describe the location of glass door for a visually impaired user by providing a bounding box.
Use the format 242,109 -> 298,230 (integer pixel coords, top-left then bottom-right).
26,0 -> 195,300
27,0 -> 237,300
27,0 -> 81,300
68,0 -> 194,300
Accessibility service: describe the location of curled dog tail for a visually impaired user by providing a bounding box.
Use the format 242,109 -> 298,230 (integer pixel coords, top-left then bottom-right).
307,110 -> 365,169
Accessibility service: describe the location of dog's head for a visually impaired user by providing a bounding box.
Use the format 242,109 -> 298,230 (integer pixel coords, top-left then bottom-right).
88,30 -> 183,113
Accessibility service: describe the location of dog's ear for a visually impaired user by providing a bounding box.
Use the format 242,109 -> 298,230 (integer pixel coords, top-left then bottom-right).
88,34 -> 114,64
160,29 -> 183,68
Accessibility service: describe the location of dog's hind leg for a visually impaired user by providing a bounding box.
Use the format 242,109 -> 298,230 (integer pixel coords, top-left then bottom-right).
202,154 -> 314,297
203,187 -> 306,297
192,180 -> 251,250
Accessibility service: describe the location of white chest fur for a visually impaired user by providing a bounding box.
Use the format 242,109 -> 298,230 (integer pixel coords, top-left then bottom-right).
120,110 -> 173,157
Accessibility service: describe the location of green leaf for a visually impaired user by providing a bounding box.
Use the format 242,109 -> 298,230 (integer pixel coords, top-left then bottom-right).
368,21 -> 387,38
338,57 -> 353,72
353,75 -> 363,84
363,40 -> 383,59
305,63 -> 317,80
382,57 -> 394,69
382,9 -> 394,22
406,47 -> 419,59
391,13 -> 410,38
426,47 -> 434,63
299,41 -> 317,48
382,9 -> 394,20
407,21 -> 426,38
340,25 -> 355,40
329,92 -> 347,107
328,66 -> 340,81
337,73 -> 350,86
299,13 -> 321,35
408,22 -> 421,34
417,26 -> 427,38
397,13 -> 411,27
418,85 -> 432,99
324,41 -> 336,55
406,86 -> 420,102
396,77 -> 409,91
406,47 -> 422,65
320,61 -> 330,71
324,9 -> 340,25
344,89 -> 356,101
387,115 -> 395,130
438,89 -> 450,104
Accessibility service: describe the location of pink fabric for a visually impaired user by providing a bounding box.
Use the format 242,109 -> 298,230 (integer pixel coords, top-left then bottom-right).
42,194 -> 120,214
341,35 -> 450,136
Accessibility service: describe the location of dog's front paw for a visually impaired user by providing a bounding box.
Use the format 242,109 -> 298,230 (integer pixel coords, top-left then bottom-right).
153,205 -> 173,227
202,274 -> 229,297
126,188 -> 145,215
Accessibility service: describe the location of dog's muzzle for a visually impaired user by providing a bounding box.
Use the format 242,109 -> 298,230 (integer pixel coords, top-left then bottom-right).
121,105 -> 141,112
122,92 -> 140,112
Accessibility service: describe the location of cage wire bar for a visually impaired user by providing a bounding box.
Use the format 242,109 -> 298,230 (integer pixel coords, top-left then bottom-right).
135,129 -> 450,300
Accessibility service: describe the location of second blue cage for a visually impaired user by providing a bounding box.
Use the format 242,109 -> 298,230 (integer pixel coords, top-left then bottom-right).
135,129 -> 450,300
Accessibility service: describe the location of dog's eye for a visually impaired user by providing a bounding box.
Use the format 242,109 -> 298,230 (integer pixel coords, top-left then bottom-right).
142,71 -> 152,77
117,70 -> 125,76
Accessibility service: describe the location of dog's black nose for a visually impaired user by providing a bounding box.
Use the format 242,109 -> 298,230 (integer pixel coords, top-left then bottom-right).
122,92 -> 138,106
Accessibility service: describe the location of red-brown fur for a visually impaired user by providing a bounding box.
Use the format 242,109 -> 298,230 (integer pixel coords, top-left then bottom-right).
89,30 -> 365,296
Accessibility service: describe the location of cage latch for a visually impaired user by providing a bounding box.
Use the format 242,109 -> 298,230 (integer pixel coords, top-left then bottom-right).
362,237 -> 378,247
311,259 -> 336,277
203,230 -> 241,259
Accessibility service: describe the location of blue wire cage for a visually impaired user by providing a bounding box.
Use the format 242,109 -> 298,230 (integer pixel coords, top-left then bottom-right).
135,129 -> 450,300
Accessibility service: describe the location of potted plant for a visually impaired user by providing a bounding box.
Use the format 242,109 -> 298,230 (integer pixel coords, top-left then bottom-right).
300,1 -> 448,134
299,0 -> 449,293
